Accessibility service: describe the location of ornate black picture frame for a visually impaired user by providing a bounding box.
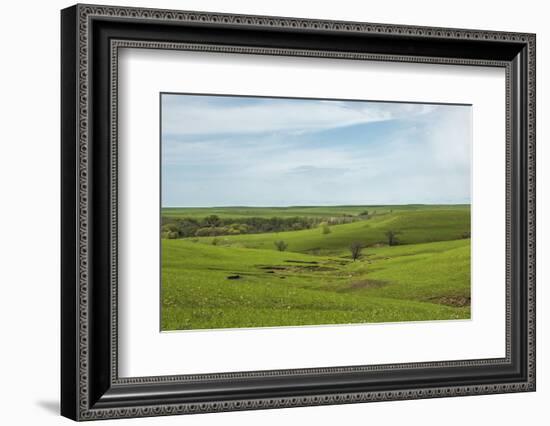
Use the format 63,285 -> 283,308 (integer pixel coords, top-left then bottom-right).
61,4 -> 536,421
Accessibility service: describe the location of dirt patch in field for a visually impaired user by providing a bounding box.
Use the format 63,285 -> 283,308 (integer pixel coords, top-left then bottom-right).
258,265 -> 288,270
295,265 -> 336,272
429,296 -> 470,307
256,263 -> 336,273
339,279 -> 389,292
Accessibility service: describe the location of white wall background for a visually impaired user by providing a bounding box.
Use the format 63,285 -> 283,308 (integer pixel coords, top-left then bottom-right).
0,0 -> 546,424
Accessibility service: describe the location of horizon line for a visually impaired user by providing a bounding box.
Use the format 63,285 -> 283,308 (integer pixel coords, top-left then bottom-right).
162,203 -> 471,209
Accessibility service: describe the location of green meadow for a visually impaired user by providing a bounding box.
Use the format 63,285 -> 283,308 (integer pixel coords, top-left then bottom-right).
161,205 -> 471,331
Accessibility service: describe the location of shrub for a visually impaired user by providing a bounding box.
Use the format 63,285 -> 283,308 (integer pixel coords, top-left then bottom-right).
227,223 -> 249,234
203,215 -> 221,227
320,222 -> 331,234
160,218 -> 200,238
195,227 -> 227,237
385,230 -> 401,246
160,223 -> 180,239
274,240 -> 288,252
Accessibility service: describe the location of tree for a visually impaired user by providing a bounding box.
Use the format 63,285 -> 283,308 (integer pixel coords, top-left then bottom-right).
203,214 -> 221,227
195,227 -> 227,237
320,222 -> 331,234
161,223 -> 181,239
349,241 -> 363,261
173,218 -> 200,237
385,230 -> 401,246
274,240 -> 288,251
358,210 -> 369,217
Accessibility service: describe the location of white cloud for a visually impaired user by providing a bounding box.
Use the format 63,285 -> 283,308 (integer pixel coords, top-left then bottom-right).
162,95 -> 436,136
161,96 -> 471,206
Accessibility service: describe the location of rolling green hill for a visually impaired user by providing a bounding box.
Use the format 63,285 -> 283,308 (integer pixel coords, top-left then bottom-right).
161,205 -> 471,330
195,208 -> 470,255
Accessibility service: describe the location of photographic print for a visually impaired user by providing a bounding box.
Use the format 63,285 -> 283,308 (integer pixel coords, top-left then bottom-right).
160,93 -> 472,331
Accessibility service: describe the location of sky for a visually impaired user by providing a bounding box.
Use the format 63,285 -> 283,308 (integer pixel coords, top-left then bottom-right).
161,94 -> 472,207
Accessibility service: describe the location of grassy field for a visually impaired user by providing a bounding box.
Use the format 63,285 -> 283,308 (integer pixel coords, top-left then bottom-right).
161,205 -> 471,331
162,204 -> 469,219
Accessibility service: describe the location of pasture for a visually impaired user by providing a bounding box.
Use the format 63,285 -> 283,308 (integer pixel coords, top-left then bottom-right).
161,205 -> 471,331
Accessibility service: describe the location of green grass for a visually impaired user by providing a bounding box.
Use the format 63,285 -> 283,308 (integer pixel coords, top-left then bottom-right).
161,205 -> 471,331
162,204 -> 469,219
196,208 -> 470,255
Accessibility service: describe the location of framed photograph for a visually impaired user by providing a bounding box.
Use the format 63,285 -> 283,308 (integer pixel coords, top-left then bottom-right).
61,4 -> 536,421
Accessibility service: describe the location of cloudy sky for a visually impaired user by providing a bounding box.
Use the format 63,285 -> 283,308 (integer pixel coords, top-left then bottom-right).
161,94 -> 471,207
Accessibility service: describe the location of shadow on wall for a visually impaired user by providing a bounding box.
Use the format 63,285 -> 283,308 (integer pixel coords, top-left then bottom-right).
35,400 -> 59,416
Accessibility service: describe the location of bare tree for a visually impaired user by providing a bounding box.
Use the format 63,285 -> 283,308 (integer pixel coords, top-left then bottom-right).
274,240 -> 288,252
385,230 -> 401,246
349,241 -> 363,261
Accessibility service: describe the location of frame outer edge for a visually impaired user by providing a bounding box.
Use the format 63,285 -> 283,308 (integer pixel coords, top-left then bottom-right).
527,34 -> 536,390
66,4 -> 536,421
76,2 -> 91,420
61,4 -> 80,422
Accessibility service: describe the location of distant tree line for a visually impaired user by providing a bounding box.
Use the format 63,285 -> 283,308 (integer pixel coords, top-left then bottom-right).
161,214 -> 361,239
